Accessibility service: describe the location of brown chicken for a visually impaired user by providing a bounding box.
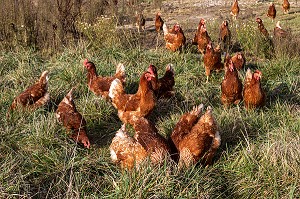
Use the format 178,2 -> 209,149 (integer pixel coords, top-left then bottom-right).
267,2 -> 276,22
9,71 -> 50,112
221,55 -> 243,107
83,59 -> 126,100
171,105 -> 221,168
219,20 -> 231,52
203,41 -> 223,83
230,0 -> 240,20
135,11 -> 146,33
192,18 -> 206,45
256,17 -> 269,38
197,25 -> 211,54
243,69 -> 266,110
110,117 -> 171,170
231,52 -> 246,70
163,23 -> 186,52
155,12 -> 164,33
109,65 -> 157,124
56,88 -> 90,148
282,0 -> 290,14
152,64 -> 175,99
274,21 -> 288,38
110,124 -> 147,170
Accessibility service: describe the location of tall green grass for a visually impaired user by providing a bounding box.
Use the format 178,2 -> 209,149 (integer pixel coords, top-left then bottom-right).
1,8 -> 300,199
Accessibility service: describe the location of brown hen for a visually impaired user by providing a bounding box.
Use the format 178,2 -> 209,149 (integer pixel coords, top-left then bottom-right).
192,18 -> 206,45
152,64 -> 175,99
221,55 -> 243,107
163,23 -> 186,52
171,105 -> 221,168
197,25 -> 211,54
243,69 -> 266,110
56,88 -> 90,148
230,0 -> 240,20
203,41 -> 223,83
267,2 -> 276,22
109,65 -> 157,124
155,12 -> 164,33
83,59 -> 126,100
219,20 -> 231,52
9,71 -> 50,112
135,11 -> 145,33
274,21 -> 288,38
282,0 -> 290,14
231,52 -> 246,70
256,17 -> 269,38
110,117 -> 171,170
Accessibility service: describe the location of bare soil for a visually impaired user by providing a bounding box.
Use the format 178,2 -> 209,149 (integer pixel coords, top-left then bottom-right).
116,0 -> 300,50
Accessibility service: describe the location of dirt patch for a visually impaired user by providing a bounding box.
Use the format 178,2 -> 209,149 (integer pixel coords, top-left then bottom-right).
116,0 -> 300,50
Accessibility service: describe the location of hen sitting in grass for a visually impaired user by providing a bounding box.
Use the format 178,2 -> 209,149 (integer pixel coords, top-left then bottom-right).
110,117 -> 171,170
56,88 -> 90,149
171,105 -> 221,168
8,71 -> 50,113
243,69 -> 266,110
221,55 -> 243,107
84,59 -> 126,100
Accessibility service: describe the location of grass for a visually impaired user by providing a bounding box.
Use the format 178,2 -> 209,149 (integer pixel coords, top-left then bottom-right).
1,2 -> 300,199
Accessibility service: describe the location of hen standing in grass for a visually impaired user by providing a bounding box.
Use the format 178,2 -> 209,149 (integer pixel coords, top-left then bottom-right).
56,88 -> 90,149
219,20 -> 231,52
203,41 -> 223,83
230,0 -> 240,20
163,23 -> 186,52
109,65 -> 157,124
282,0 -> 290,14
110,117 -> 171,170
197,24 -> 211,55
135,11 -> 145,33
231,52 -> 246,70
171,105 -> 221,168
192,18 -> 206,45
83,59 -> 126,100
155,12 -> 164,33
267,2 -> 276,22
256,17 -> 269,38
9,71 -> 50,112
243,69 -> 266,110
221,55 -> 243,107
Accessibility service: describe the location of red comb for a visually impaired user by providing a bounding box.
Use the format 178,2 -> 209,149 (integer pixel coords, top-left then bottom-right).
83,59 -> 89,66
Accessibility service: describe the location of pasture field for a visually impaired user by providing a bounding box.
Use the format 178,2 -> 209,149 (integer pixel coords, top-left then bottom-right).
0,0 -> 299,198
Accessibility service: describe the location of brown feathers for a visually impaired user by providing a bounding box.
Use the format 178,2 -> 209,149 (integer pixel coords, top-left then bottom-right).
9,71 -> 50,112
171,105 -> 221,168
109,65 -> 157,124
56,88 -> 90,148
243,69 -> 266,110
84,59 -> 126,100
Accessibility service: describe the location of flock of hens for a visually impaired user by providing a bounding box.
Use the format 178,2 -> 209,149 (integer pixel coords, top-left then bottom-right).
7,0 -> 291,170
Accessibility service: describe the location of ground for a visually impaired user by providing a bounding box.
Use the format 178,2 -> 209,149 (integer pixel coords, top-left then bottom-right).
115,0 -> 300,50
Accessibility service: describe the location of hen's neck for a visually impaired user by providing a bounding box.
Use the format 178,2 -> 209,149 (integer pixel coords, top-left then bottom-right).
87,67 -> 98,82
137,75 -> 152,96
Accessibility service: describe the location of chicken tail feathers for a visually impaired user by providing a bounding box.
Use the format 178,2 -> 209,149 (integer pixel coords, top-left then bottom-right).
166,64 -> 174,74
33,92 -> 50,109
115,63 -> 126,82
163,23 -> 168,35
109,78 -> 124,103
